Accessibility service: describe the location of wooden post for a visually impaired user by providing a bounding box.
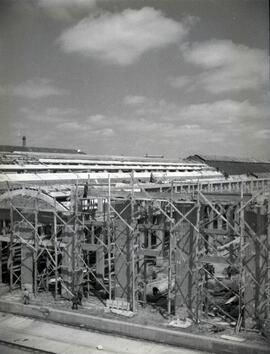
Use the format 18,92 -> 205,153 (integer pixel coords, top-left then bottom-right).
168,181 -> 173,316
91,224 -> 95,245
267,195 -> 270,316
108,174 -> 112,301
33,210 -> 38,296
54,211 -> 58,299
46,256 -> 49,291
0,220 -> 3,284
0,240 -> 2,284
87,253 -> 90,296
72,181 -> 78,294
237,182 -> 244,331
131,170 -> 136,312
227,206 -> 235,264
195,194 -> 201,323
9,205 -> 13,291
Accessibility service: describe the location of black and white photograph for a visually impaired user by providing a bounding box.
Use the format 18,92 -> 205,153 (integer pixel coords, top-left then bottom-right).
0,0 -> 269,353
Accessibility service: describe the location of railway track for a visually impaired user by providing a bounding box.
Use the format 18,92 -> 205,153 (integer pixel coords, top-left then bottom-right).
0,339 -> 57,354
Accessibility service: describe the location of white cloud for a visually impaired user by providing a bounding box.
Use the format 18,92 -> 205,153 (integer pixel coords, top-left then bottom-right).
59,119 -> 114,137
122,94 -> 260,126
168,75 -> 192,89
10,78 -> 67,99
0,85 -> 7,95
60,121 -> 82,131
179,99 -> 259,124
255,129 -> 270,139
119,94 -> 270,146
59,7 -> 190,65
97,127 -> 114,137
116,95 -> 270,156
20,106 -> 78,123
19,106 -> 114,139
13,93 -> 269,156
86,114 -> 105,123
38,0 -> 97,21
177,40 -> 268,93
123,95 -> 148,105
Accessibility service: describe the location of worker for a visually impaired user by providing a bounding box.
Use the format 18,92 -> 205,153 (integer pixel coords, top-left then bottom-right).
72,293 -> 79,310
152,269 -> 157,280
77,289 -> 83,306
83,182 -> 88,198
150,172 -> 156,183
23,288 -> 30,305
153,287 -> 159,296
137,282 -> 145,307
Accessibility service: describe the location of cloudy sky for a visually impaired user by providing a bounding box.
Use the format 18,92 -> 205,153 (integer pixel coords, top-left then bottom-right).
0,0 -> 269,158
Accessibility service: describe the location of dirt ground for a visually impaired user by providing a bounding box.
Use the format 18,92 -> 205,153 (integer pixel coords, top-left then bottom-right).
0,289 -> 268,348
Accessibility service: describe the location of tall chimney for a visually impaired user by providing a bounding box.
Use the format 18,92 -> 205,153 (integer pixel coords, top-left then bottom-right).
22,136 -> 26,147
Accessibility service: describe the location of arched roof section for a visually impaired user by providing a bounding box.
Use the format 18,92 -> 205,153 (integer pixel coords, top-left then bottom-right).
0,188 -> 68,212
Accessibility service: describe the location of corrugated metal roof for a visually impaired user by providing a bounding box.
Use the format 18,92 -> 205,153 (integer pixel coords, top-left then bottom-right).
13,151 -> 185,163
186,154 -> 270,176
187,154 -> 270,164
0,170 -> 223,185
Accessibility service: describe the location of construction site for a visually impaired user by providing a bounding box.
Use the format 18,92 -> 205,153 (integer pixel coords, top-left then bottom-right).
0,142 -> 269,353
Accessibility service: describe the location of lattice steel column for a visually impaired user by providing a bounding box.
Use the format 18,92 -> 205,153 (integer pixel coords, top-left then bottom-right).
244,203 -> 269,328
19,221 -> 34,292
114,201 -> 133,302
174,203 -> 198,319
61,220 -> 84,297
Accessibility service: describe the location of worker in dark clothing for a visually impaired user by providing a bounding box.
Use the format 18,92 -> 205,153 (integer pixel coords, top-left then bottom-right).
83,182 -> 88,198
152,270 -> 157,280
23,288 -> 30,305
77,290 -> 83,306
137,282 -> 145,307
72,293 -> 79,310
153,287 -> 159,296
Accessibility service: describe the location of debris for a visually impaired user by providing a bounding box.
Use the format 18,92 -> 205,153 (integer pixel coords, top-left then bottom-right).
208,312 -> 216,317
168,318 -> 192,328
40,307 -> 50,317
106,299 -> 135,317
110,308 -> 135,317
225,295 -> 238,305
220,335 -> 245,342
96,344 -> 103,350
211,326 -> 225,333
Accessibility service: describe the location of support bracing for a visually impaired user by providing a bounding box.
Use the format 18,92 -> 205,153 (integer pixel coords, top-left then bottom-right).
0,178 -> 269,329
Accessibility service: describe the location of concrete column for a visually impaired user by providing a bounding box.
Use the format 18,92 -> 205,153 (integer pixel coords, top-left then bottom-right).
96,246 -> 105,277
0,241 -> 2,284
147,232 -> 151,249
61,223 -> 84,297
208,207 -> 214,230
20,222 -> 34,292
156,215 -> 165,265
268,198 -> 270,317
256,206 -> 268,325
244,206 -> 268,328
114,202 -> 132,301
174,205 -> 196,317
217,205 -> 223,230
61,226 -> 73,295
227,206 -> 236,263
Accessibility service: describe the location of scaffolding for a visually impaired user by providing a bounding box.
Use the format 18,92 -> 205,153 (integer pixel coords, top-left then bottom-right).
0,177 -> 269,330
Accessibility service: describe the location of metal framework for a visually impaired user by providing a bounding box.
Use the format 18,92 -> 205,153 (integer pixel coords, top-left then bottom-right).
0,177 -> 269,331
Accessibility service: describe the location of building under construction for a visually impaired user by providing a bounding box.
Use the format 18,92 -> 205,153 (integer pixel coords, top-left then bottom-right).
0,145 -> 269,337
